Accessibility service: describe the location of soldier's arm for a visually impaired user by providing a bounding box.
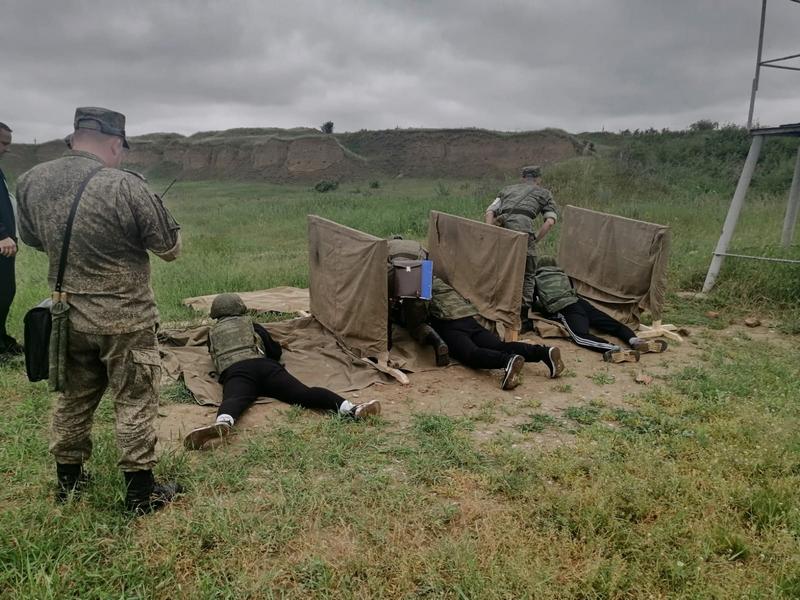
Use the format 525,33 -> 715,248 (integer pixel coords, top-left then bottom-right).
484,197 -> 501,225
121,176 -> 182,261
534,190 -> 558,241
253,323 -> 283,361
15,182 -> 45,251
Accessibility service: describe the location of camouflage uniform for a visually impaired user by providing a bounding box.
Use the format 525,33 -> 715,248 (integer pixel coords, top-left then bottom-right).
17,148 -> 181,472
489,169 -> 558,308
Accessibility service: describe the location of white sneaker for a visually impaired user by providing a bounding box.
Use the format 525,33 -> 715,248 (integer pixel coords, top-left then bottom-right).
183,422 -> 232,450
501,355 -> 525,390
352,399 -> 382,419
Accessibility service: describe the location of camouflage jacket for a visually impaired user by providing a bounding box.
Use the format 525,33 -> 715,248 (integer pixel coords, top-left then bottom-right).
429,278 -> 478,321
16,150 -> 181,334
492,182 -> 558,235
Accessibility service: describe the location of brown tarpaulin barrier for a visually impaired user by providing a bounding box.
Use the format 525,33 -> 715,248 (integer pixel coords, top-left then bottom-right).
427,210 -> 527,332
159,317 -> 393,406
308,216 -> 389,360
556,206 -> 671,326
183,287 -> 310,315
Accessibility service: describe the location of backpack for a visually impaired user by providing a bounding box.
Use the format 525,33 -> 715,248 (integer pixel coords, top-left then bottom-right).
534,266 -> 578,314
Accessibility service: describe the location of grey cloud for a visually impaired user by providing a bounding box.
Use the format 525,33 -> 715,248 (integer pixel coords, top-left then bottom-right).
1,0 -> 798,142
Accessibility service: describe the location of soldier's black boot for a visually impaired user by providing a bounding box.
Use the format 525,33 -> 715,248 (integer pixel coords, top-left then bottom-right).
423,328 -> 450,367
56,463 -> 91,502
124,470 -> 184,515
520,306 -> 534,334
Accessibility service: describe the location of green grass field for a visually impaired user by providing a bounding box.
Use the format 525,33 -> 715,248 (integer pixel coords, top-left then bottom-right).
2,140 -> 800,598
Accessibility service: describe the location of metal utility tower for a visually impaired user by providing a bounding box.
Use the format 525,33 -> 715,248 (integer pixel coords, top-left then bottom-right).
702,0 -> 800,292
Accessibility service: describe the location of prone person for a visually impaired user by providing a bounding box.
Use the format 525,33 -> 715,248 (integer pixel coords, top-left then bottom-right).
386,236 -> 449,366
533,256 -> 668,362
428,277 -> 564,389
485,165 -> 558,333
184,294 -> 381,450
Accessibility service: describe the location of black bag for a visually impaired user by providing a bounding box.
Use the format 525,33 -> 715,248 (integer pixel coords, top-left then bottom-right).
22,167 -> 101,384
23,300 -> 52,382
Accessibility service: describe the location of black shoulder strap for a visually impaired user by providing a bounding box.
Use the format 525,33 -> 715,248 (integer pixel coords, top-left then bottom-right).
54,166 -> 103,293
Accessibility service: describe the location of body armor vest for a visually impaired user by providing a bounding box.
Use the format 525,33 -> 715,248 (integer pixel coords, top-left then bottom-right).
429,278 -> 478,321
209,316 -> 265,373
534,266 -> 579,314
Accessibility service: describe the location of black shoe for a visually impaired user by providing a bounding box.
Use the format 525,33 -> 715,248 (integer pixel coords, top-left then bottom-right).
0,335 -> 23,356
56,463 -> 91,502
542,346 -> 565,379
124,470 -> 184,515
519,319 -> 534,334
501,355 -> 525,390
423,328 -> 450,367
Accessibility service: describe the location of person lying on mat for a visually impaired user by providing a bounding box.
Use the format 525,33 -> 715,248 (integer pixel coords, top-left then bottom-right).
428,278 -> 564,390
533,256 -> 668,363
184,293 -> 381,450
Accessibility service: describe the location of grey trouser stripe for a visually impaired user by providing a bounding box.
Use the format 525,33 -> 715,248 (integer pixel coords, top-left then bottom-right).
557,313 -> 619,352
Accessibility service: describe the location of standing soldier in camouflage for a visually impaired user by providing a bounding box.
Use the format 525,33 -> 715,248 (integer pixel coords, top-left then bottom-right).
485,165 -> 558,332
16,107 -> 183,514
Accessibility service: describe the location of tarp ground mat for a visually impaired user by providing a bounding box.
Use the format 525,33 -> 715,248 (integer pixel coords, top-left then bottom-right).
183,287 -> 310,315
556,205 -> 671,326
159,317 -> 391,406
307,215 -> 389,360
427,211 -> 527,332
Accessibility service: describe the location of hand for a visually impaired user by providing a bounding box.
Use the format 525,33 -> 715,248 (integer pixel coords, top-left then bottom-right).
0,237 -> 17,257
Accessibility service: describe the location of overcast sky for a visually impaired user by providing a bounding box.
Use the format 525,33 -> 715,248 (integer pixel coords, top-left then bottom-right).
2,0 -> 798,143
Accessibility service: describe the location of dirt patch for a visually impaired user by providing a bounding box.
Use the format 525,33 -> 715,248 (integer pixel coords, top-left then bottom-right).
156,325 -> 723,453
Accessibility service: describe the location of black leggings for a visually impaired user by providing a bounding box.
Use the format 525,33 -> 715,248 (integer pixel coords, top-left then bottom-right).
0,256 -> 14,339
431,316 -> 548,370
218,358 -> 346,421
556,298 -> 636,353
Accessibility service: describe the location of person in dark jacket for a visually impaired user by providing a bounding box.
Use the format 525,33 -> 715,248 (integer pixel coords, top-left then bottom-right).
0,122 -> 22,357
184,293 -> 381,450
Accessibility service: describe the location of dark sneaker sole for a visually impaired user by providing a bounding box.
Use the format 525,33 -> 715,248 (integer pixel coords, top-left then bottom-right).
183,423 -> 231,450
501,355 -> 525,390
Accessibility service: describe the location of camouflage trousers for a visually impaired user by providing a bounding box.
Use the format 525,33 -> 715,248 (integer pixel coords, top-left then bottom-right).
49,326 -> 161,471
521,233 -> 537,307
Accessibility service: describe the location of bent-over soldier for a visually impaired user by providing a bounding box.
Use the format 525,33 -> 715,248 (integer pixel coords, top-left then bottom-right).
485,165 -> 558,332
16,107 -> 183,514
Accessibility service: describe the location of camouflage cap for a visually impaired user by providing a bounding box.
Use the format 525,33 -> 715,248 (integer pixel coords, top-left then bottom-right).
210,293 -> 248,319
73,106 -> 130,149
521,165 -> 541,178
536,255 -> 558,268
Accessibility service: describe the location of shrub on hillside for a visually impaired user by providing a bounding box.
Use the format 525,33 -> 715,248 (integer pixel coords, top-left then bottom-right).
314,180 -> 338,193
369,180 -> 381,189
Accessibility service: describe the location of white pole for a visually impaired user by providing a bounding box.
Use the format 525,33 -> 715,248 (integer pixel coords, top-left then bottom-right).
703,135 -> 764,293
780,144 -> 800,247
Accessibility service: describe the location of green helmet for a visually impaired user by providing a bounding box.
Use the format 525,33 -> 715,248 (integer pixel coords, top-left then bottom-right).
521,165 -> 541,178
537,255 -> 558,268
210,293 -> 248,319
